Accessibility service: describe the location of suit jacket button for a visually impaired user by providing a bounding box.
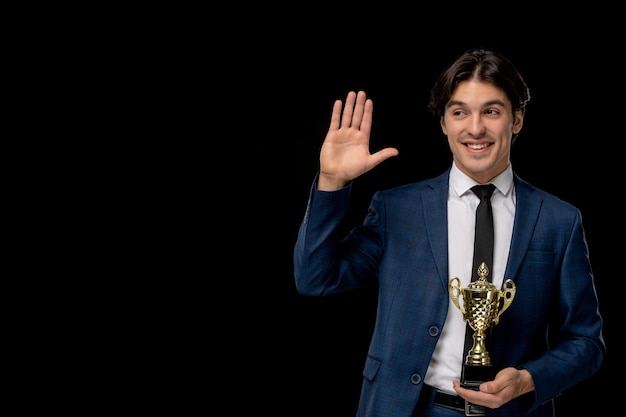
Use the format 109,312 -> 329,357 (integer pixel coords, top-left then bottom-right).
411,374 -> 422,385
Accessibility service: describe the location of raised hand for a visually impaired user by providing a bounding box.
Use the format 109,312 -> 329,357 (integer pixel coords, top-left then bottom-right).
317,91 -> 399,191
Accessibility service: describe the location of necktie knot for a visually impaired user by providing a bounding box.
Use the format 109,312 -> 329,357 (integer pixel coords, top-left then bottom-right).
471,184 -> 496,201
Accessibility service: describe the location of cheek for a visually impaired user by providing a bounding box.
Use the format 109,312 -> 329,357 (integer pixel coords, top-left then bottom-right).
447,136 -> 460,152
443,123 -> 462,138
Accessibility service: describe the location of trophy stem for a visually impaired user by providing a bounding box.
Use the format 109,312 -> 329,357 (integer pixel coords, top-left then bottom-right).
466,331 -> 491,366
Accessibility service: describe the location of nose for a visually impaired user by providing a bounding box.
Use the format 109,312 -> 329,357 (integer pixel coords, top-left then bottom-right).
466,115 -> 486,138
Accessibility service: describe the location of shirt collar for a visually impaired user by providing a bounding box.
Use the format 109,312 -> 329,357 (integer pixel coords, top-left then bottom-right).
449,161 -> 514,198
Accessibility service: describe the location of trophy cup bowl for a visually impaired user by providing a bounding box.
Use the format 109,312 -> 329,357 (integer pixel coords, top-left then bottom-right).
449,262 -> 516,390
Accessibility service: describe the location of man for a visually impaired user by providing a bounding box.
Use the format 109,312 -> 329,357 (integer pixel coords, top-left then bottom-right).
293,49 -> 605,416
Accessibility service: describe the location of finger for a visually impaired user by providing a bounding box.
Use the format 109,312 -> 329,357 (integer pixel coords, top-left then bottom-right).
340,91 -> 357,128
368,147 -> 399,169
351,91 -> 367,129
329,99 -> 343,131
360,97 -> 374,134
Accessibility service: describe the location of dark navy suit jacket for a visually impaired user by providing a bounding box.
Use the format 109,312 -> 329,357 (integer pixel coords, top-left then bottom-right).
294,169 -> 605,417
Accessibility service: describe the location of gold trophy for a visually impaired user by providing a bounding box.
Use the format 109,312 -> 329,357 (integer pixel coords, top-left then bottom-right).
449,262 -> 516,392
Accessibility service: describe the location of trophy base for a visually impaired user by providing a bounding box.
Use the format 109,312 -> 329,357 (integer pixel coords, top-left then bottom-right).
460,364 -> 494,390
461,365 -> 492,416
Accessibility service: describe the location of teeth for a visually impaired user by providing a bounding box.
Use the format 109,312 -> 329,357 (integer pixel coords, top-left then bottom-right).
468,143 -> 488,150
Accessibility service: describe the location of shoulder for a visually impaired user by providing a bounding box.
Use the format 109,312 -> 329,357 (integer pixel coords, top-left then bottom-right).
380,170 -> 450,196
514,174 -> 580,215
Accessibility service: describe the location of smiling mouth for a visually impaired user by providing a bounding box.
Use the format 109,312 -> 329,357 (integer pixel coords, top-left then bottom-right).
466,143 -> 491,150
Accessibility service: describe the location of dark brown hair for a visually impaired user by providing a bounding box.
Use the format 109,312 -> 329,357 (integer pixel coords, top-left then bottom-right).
428,49 -> 531,142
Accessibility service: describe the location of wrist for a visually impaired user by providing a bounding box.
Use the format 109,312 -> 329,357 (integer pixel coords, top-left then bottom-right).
317,173 -> 349,191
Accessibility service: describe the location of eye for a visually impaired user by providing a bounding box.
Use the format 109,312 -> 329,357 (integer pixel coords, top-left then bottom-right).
485,108 -> 500,116
452,109 -> 466,117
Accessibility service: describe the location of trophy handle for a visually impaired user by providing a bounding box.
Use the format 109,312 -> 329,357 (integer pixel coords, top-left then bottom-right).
448,277 -> 465,315
493,278 -> 516,324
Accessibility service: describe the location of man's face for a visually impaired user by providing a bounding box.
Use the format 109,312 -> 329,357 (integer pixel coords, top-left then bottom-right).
440,79 -> 523,184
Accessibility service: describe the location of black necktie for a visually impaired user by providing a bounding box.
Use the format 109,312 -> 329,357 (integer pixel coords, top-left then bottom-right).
462,184 -> 496,369
470,184 -> 496,281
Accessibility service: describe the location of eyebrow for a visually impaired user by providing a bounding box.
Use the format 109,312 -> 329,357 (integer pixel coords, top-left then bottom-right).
446,99 -> 507,109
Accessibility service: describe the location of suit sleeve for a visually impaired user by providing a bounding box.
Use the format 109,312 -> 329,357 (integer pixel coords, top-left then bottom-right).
519,208 -> 606,412
293,175 -> 383,296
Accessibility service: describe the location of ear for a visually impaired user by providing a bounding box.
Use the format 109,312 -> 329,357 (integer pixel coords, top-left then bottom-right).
440,116 -> 447,135
512,110 -> 524,134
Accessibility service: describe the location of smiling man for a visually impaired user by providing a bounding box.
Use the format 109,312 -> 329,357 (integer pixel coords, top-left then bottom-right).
293,49 -> 605,417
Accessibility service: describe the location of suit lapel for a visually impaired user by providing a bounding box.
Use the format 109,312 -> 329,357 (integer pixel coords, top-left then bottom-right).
422,172 -> 450,291
416,171 -> 542,289
504,175 -> 542,281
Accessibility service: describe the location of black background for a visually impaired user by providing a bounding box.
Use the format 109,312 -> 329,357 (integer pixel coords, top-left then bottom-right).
133,13 -> 621,416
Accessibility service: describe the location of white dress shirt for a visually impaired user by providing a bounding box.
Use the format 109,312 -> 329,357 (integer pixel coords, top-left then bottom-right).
424,161 -> 516,393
